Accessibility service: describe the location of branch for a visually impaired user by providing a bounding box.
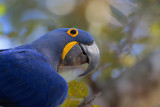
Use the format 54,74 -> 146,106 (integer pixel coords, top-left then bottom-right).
78,92 -> 102,107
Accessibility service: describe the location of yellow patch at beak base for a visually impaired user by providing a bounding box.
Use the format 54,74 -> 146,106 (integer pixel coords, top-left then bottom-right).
62,41 -> 79,60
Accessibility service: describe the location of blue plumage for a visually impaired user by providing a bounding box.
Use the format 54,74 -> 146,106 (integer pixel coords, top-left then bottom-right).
0,28 -> 96,107
0,46 -> 68,107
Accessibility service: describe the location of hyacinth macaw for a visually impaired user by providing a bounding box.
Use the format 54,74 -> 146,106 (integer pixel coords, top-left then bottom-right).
0,28 -> 100,107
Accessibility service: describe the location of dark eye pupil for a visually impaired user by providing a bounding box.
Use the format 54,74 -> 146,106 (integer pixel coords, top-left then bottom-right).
70,30 -> 76,34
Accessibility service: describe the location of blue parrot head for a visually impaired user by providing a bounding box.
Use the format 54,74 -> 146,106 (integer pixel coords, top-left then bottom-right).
32,28 -> 100,76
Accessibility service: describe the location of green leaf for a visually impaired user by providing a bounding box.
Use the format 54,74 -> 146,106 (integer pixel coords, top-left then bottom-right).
68,80 -> 89,98
92,105 -> 100,107
151,22 -> 160,36
61,98 -> 81,107
0,3 -> 6,16
119,54 -> 137,67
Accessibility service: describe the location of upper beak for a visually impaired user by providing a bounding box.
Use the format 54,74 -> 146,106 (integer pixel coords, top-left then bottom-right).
61,42 -> 100,76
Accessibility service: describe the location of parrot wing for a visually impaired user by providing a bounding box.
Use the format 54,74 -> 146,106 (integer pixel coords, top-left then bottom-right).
0,48 -> 68,107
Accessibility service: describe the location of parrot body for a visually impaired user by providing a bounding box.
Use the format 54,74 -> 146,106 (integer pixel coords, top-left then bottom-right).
0,45 -> 67,107
0,28 -> 100,107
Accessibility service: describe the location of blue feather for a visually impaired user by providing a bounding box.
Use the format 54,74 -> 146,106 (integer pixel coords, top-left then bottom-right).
0,47 -> 68,107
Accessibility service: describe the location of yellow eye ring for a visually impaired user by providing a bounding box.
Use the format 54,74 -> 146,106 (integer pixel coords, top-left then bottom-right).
67,28 -> 78,37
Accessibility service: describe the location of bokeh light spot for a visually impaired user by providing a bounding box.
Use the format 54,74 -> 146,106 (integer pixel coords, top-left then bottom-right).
46,0 -> 76,16
85,0 -> 111,26
0,36 -> 11,49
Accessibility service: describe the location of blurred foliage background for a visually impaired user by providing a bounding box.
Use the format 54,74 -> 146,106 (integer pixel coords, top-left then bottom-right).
1,0 -> 160,107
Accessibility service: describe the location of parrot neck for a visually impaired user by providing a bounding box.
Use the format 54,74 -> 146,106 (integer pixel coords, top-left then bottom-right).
31,36 -> 66,72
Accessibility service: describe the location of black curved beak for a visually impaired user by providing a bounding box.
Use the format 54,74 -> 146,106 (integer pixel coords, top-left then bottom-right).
79,42 -> 100,76
61,42 -> 100,76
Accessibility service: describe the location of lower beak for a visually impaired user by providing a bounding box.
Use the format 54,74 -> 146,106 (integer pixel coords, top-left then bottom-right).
61,42 -> 100,76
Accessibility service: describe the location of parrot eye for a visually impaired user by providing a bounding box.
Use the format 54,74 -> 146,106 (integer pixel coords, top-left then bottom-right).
70,30 -> 76,34
67,28 -> 78,37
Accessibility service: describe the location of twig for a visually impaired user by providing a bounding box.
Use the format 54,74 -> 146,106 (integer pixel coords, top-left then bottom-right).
78,92 -> 102,107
